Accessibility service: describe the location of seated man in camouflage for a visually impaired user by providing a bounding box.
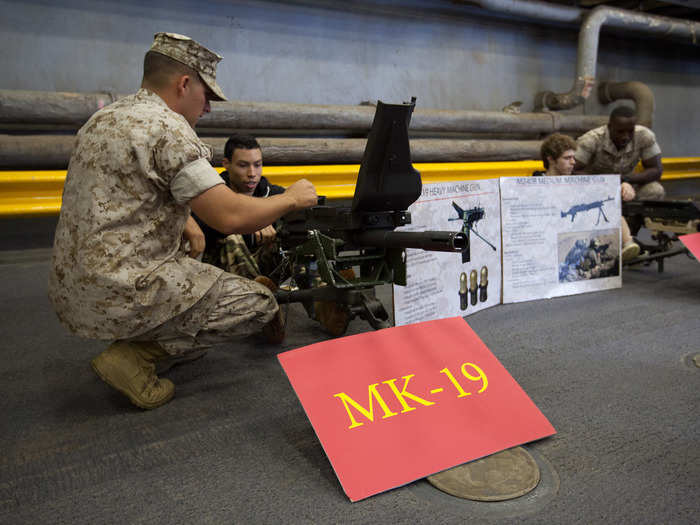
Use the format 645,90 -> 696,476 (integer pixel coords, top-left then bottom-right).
48,33 -> 318,410
575,106 -> 664,261
195,134 -> 352,337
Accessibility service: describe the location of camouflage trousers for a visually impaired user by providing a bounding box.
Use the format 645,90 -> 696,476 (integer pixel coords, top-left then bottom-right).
204,234 -> 288,285
632,181 -> 665,200
126,272 -> 278,355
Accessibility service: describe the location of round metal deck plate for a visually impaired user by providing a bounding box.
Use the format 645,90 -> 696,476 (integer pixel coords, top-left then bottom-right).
427,446 -> 540,501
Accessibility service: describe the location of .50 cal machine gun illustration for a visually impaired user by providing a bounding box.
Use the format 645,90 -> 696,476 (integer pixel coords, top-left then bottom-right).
273,98 -> 467,333
449,202 -> 497,263
561,196 -> 614,224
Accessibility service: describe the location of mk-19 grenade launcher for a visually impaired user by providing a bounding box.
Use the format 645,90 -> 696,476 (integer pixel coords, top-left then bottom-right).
274,98 -> 467,332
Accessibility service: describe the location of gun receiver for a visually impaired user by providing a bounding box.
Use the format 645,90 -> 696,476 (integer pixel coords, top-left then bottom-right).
622,199 -> 700,271
281,206 -> 466,254
622,199 -> 700,227
275,98 -> 467,333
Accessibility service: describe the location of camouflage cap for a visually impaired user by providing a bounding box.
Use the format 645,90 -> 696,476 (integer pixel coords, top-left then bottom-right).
150,32 -> 227,101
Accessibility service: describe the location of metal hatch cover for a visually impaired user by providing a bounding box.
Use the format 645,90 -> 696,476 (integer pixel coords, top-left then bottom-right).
427,446 -> 541,501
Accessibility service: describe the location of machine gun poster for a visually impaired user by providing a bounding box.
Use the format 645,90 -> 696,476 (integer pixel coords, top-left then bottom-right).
500,175 -> 622,304
392,178 -> 502,326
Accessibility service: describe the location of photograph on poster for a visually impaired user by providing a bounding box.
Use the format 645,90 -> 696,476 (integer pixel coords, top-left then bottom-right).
393,179 -> 501,326
557,228 -> 620,282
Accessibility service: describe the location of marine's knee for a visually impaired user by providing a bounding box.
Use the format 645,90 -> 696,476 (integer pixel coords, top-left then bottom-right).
635,181 -> 665,201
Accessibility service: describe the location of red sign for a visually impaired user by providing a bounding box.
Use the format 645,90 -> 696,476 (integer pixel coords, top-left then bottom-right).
679,232 -> 700,260
278,317 -> 555,501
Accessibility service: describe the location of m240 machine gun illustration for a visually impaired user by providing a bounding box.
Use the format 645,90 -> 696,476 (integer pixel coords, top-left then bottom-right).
561,196 -> 614,224
273,98 -> 467,333
449,202 -> 497,263
622,199 -> 700,272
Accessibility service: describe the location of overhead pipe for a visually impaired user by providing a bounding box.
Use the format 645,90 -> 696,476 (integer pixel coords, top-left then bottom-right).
200,102 -> 604,134
597,81 -> 654,128
0,90 -> 118,126
456,2 -> 699,111
536,6 -> 699,111
1,5 -> 697,128
0,134 -> 540,169
0,89 -> 605,135
458,0 -> 582,25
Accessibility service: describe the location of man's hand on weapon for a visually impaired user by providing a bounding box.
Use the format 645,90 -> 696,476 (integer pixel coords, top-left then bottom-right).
284,179 -> 318,210
621,181 -> 636,201
253,224 -> 277,245
183,214 -> 205,258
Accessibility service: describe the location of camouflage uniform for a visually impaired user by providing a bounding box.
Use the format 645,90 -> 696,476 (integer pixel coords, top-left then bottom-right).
206,233 -> 287,282
575,125 -> 664,200
197,174 -> 288,283
48,87 -> 278,355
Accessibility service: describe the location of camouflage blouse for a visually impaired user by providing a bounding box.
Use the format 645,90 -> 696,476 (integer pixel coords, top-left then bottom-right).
48,89 -> 225,340
575,125 -> 661,177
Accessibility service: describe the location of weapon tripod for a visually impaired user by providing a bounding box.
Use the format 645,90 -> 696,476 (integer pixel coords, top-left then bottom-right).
622,199 -> 700,272
594,206 -> 609,226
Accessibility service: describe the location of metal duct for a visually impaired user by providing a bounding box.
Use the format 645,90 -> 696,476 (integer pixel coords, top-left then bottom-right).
456,1 -> 700,111
0,89 -> 605,135
539,6 -> 700,110
0,134 -> 541,169
201,103 -> 604,134
598,81 -> 655,128
461,0 -> 582,24
0,90 -> 118,126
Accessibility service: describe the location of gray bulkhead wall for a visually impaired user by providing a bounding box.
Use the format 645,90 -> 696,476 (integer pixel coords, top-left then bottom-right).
0,0 -> 697,156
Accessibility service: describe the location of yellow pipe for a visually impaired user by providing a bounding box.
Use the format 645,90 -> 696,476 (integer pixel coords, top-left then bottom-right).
2,158 -> 698,217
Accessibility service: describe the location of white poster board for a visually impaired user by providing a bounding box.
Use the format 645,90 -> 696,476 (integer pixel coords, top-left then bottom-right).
393,179 -> 502,326
500,175 -> 622,304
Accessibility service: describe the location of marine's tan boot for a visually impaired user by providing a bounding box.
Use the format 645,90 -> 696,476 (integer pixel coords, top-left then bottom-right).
126,341 -> 207,374
621,240 -> 641,262
254,276 -> 285,344
91,341 -> 175,410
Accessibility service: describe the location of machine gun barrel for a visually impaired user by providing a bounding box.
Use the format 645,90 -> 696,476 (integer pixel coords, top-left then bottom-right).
352,230 -> 467,252
623,199 -> 700,224
274,98 -> 476,334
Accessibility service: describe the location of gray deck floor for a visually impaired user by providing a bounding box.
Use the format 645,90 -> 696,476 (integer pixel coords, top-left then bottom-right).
1,248 -> 698,524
